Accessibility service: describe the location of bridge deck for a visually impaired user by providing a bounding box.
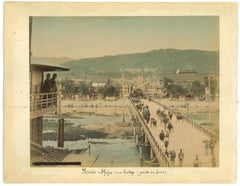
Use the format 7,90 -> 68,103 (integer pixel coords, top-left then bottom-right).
135,99 -> 219,167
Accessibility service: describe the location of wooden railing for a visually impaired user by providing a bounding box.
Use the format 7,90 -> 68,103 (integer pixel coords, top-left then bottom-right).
30,92 -> 61,119
130,99 -> 173,167
153,99 -> 219,140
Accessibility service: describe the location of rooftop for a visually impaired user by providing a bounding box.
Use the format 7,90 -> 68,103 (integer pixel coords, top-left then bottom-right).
31,61 -> 70,71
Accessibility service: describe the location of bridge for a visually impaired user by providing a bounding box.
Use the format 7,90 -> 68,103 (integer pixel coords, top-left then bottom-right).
128,98 -> 219,167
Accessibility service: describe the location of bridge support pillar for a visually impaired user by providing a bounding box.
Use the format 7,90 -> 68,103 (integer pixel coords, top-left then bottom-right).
150,146 -> 154,159
135,134 -> 139,145
57,118 -> 64,148
133,126 -> 136,136
139,145 -> 142,160
144,135 -> 148,143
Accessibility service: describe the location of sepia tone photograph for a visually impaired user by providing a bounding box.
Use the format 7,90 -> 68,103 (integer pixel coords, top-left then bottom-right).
30,16 -> 219,168
3,2 -> 237,183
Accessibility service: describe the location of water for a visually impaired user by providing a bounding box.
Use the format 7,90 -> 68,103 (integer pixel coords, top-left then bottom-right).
44,115 -> 130,127
65,115 -> 130,126
43,139 -> 141,167
42,114 -> 141,167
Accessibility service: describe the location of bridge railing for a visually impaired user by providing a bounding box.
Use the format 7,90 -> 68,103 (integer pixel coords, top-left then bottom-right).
153,100 -> 219,140
130,99 -> 173,167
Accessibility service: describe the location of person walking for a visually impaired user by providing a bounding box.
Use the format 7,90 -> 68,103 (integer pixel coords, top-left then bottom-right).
159,130 -> 165,142
167,122 -> 173,133
193,155 -> 201,167
165,130 -> 170,138
165,149 -> 169,158
164,136 -> 169,148
178,149 -> 184,167
170,150 -> 176,165
209,141 -> 215,155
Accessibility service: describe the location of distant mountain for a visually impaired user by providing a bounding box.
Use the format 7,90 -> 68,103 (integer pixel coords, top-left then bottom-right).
60,49 -> 219,80
31,56 -> 74,65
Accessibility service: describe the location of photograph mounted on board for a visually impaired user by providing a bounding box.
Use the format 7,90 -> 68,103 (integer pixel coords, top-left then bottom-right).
29,16 -> 219,168
4,2 -> 238,183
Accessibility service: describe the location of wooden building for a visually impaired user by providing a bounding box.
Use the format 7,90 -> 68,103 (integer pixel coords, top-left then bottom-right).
30,62 -> 69,147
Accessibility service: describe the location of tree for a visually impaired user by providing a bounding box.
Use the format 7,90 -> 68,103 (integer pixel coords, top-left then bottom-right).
99,84 -> 120,98
79,82 -> 90,96
59,79 -> 75,94
133,89 -> 144,98
192,80 -> 205,98
163,77 -> 188,97
172,84 -> 188,96
210,78 -> 217,100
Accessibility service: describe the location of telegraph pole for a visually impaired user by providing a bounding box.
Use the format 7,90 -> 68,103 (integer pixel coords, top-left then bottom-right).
208,73 -> 211,122
121,64 -> 125,123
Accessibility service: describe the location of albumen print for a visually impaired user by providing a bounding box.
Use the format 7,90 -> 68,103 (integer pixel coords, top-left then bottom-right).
4,3 -> 237,183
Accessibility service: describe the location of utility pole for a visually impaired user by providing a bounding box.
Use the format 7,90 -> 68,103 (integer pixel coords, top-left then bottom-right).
208,74 -> 211,122
121,64 -> 125,123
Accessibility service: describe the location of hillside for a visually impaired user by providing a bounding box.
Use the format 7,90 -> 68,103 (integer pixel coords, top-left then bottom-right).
60,49 -> 219,80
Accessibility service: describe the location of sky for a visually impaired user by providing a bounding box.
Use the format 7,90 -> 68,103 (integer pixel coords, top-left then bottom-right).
31,16 -> 219,59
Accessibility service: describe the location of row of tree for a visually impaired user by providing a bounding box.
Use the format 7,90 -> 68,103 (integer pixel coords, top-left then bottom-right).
59,76 -> 218,101
59,79 -> 121,99
163,77 -> 218,100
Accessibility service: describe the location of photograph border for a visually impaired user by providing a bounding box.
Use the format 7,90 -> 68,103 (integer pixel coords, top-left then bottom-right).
3,2 -> 237,183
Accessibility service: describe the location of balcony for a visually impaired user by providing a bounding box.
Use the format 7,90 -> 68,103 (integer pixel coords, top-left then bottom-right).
30,92 -> 61,119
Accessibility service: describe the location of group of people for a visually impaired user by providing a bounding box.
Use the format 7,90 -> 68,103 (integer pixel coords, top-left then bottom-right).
156,109 -> 174,132
157,108 -> 186,167
157,108 -> 174,149
137,101 -> 207,167
158,108 -> 205,167
159,129 -> 184,166
164,148 -> 184,167
43,73 -> 58,93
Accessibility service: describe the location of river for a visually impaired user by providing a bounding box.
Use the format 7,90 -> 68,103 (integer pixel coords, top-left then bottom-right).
42,113 -> 142,167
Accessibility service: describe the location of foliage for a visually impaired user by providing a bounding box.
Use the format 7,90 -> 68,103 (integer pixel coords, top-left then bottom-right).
133,89 -> 144,98
59,79 -> 91,96
99,84 -> 121,98
79,82 -> 90,96
163,77 -> 207,98
192,80 -> 205,97
59,79 -> 75,94
210,78 -> 217,100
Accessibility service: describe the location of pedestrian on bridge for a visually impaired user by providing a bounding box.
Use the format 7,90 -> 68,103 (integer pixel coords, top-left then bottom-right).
178,149 -> 184,167
165,149 -> 169,158
165,131 -> 170,138
209,141 -> 215,155
167,122 -> 173,133
193,155 -> 201,167
170,150 -> 176,165
159,130 -> 165,141
164,136 -> 169,148
168,111 -> 173,120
